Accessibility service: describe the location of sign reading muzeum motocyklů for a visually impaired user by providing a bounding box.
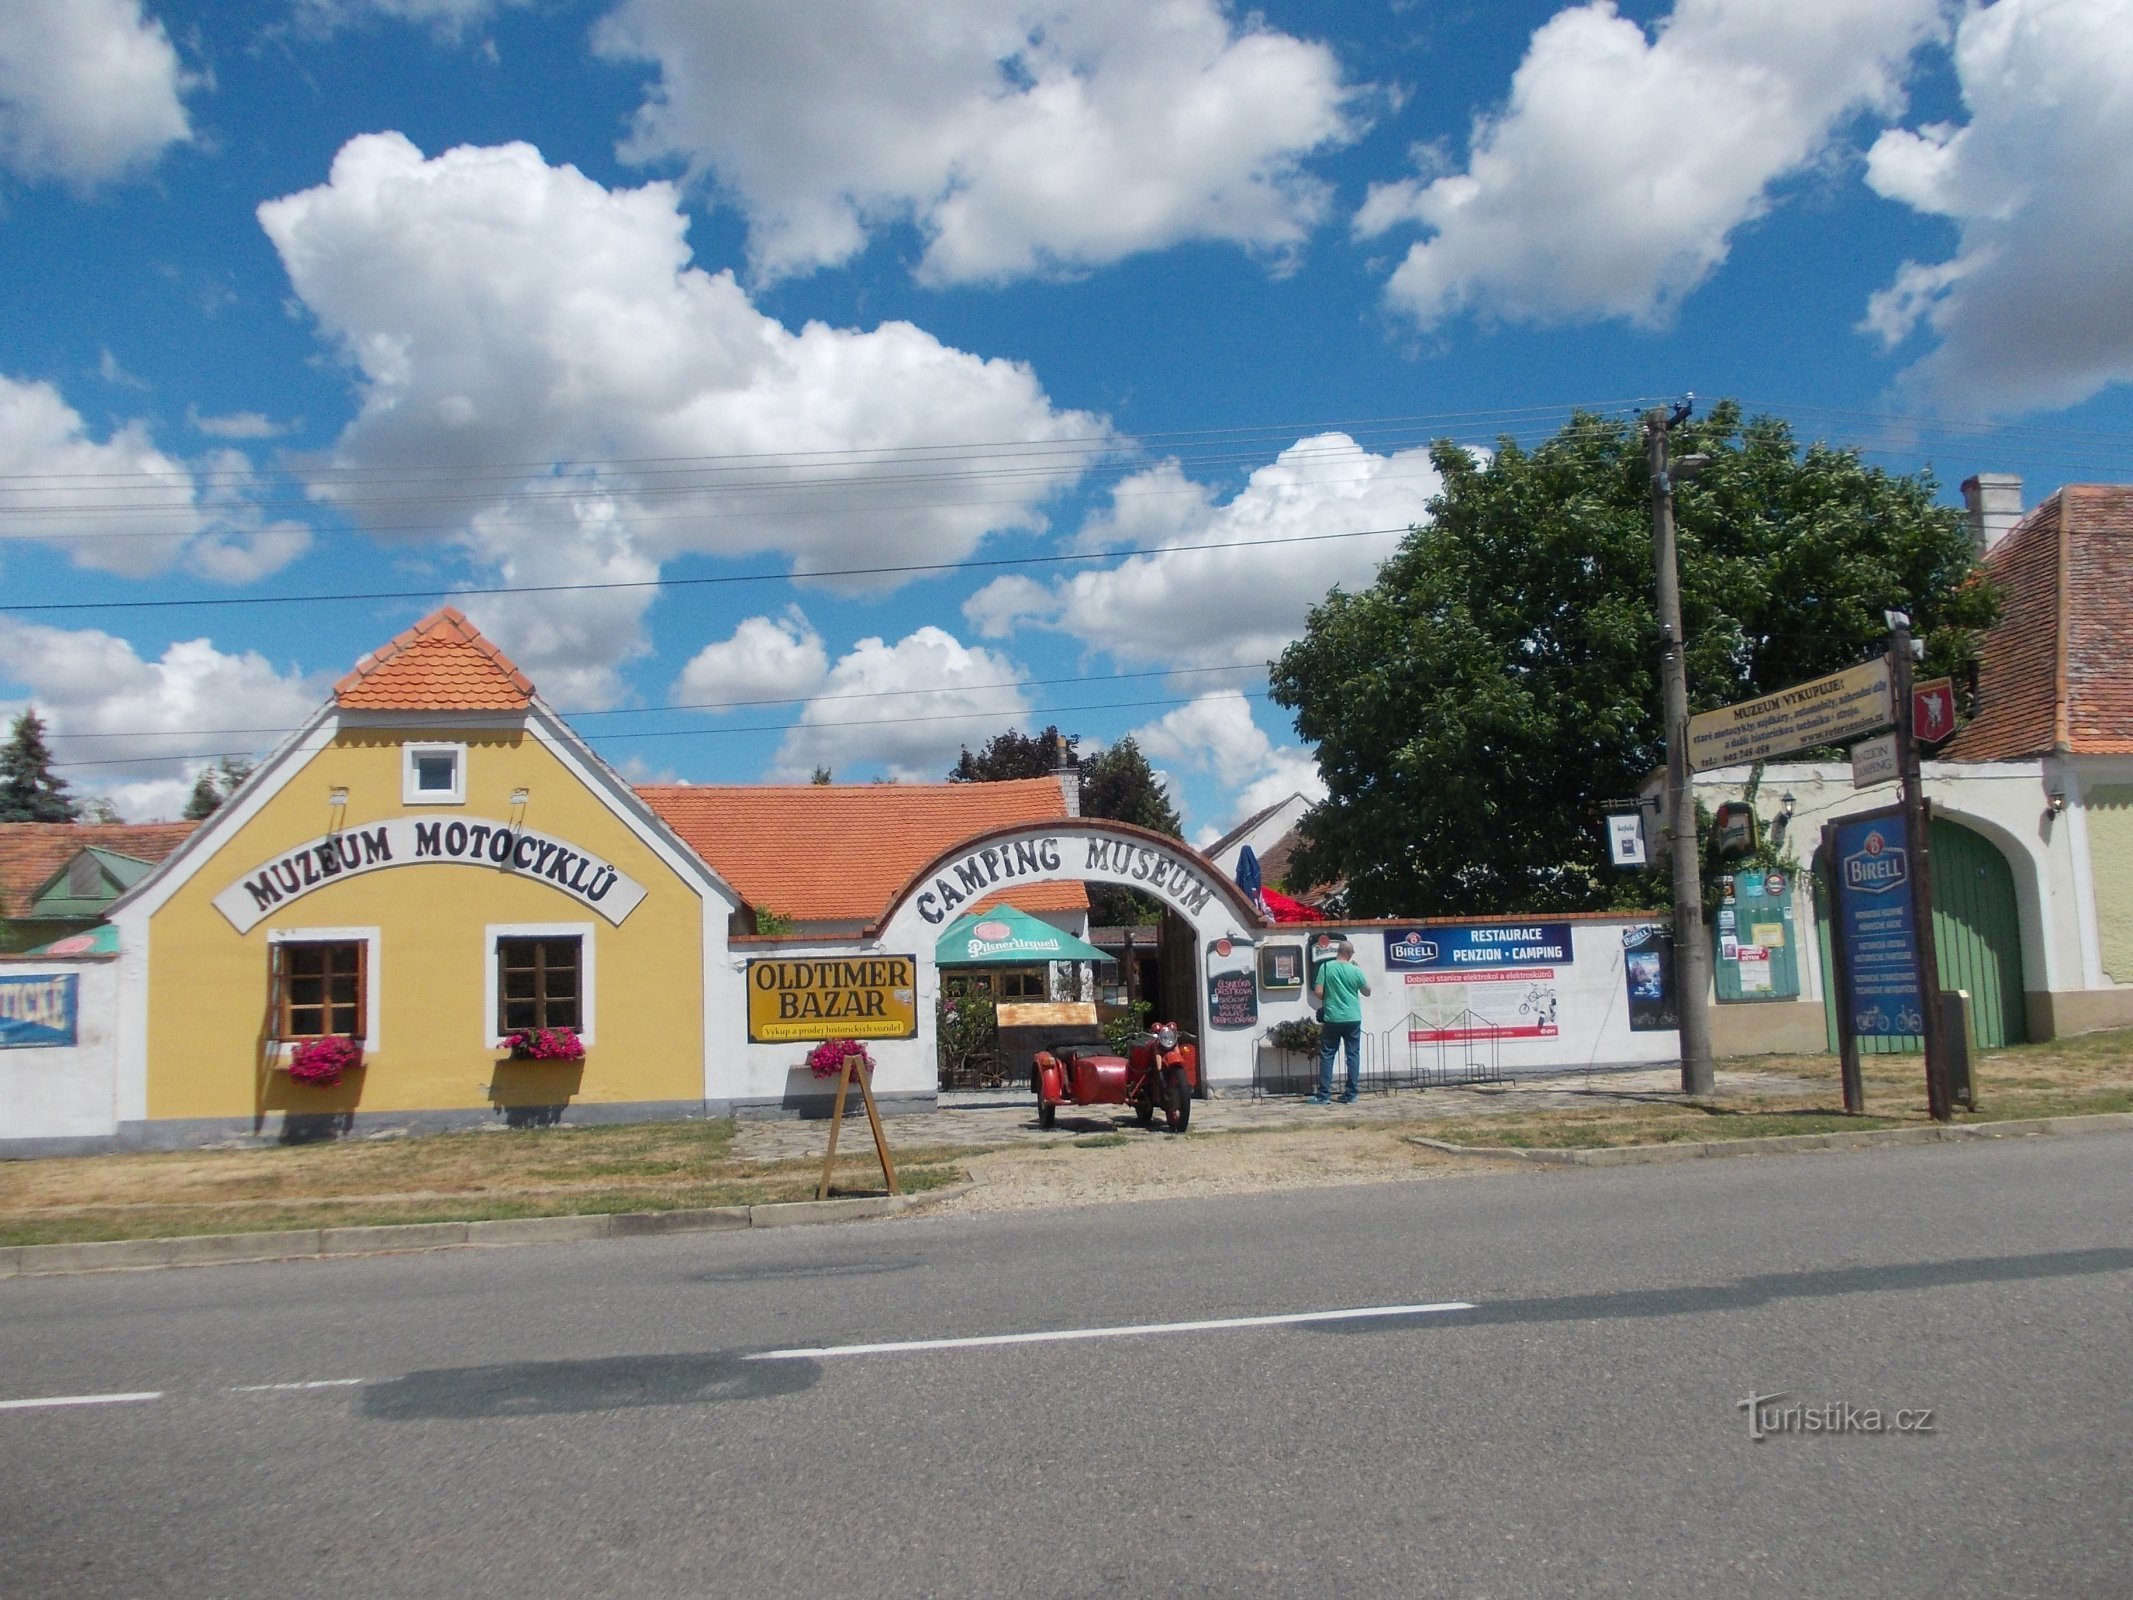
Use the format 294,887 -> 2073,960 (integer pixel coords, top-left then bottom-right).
1687,658 -> 1892,772
211,817 -> 648,933
912,832 -> 1216,926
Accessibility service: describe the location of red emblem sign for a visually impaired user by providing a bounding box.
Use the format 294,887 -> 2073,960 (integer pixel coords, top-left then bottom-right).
1912,677 -> 1957,744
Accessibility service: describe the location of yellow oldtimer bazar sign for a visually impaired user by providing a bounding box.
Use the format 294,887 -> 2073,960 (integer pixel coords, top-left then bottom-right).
747,956 -> 919,1043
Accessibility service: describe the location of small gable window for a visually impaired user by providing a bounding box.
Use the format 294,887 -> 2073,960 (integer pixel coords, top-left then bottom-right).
403,743 -> 466,805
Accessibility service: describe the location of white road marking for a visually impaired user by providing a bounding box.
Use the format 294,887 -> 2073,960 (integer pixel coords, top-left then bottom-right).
745,1299 -> 1477,1361
229,1379 -> 366,1393
0,1391 -> 163,1412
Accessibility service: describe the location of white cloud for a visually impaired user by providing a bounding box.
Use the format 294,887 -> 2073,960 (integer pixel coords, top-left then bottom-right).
1862,0 -> 2133,413
768,626 -> 1029,782
1357,0 -> 1946,329
188,408 -> 294,441
670,609 -> 829,709
964,432 -> 1436,668
1133,689 -> 1324,835
596,0 -> 1364,284
0,620 -> 324,821
293,0 -> 527,36
0,374 -> 309,582
0,0 -> 194,188
258,133 -> 1105,696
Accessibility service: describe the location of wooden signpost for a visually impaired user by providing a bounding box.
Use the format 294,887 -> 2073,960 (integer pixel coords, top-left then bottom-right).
816,1052 -> 902,1201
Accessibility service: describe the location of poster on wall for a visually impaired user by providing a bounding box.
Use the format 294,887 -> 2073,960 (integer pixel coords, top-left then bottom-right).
0,973 -> 78,1049
746,956 -> 919,1043
1832,809 -> 1925,1037
1622,925 -> 1677,1032
1389,922 -> 1570,1043
1258,943 -> 1305,993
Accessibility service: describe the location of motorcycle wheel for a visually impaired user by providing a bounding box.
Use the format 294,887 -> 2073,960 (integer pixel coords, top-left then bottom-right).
1163,1065 -> 1191,1133
1037,1100 -> 1056,1130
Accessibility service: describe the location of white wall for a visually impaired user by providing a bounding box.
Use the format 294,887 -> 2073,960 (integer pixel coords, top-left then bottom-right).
0,958 -> 120,1146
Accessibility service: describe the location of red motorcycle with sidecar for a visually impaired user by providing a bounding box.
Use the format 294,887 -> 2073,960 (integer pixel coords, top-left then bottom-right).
1031,1022 -> 1198,1133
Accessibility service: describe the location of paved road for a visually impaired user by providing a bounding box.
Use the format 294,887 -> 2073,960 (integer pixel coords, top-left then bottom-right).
2,1135 -> 2127,1598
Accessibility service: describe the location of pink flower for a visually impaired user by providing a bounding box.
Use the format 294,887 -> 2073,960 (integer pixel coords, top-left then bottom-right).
502,1027 -> 586,1061
805,1039 -> 874,1079
287,1036 -> 362,1086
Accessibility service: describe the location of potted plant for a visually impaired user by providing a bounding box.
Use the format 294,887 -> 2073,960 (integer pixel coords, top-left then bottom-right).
500,1026 -> 586,1062
286,1035 -> 362,1087
806,1038 -> 875,1080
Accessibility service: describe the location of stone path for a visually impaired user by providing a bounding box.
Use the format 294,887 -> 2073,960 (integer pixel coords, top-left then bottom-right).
728,1067 -> 1826,1164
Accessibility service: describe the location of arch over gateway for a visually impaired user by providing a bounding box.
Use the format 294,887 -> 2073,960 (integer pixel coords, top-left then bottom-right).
875,820 -> 1273,1092
876,819 -> 1266,947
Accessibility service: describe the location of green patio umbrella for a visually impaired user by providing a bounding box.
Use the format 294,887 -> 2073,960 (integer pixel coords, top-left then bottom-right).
935,904 -> 1108,965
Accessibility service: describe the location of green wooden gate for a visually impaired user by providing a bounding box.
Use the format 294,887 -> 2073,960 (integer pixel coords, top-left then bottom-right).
1816,815 -> 2027,1052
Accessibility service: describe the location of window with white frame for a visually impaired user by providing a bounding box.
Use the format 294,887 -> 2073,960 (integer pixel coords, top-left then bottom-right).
486,923 -> 594,1044
403,742 -> 466,805
267,927 -> 381,1048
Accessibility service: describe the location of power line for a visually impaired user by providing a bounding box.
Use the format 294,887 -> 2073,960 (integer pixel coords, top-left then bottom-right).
3,523 -> 1415,614
48,660 -> 1273,742
47,688 -> 1281,772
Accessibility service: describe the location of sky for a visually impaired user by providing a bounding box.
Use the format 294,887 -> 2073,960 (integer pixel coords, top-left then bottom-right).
2,0 -> 2129,845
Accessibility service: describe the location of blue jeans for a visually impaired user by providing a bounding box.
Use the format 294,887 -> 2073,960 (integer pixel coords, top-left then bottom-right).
1317,1019 -> 1362,1098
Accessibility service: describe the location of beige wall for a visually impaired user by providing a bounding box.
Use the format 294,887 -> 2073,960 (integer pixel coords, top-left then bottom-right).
2085,785 -> 2133,984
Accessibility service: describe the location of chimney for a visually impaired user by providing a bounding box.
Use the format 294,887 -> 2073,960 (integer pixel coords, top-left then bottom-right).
1961,473 -> 2023,553
1051,730 -> 1079,817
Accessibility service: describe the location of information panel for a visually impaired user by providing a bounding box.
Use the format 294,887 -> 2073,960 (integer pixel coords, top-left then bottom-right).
1832,810 -> 1924,1037
1688,658 -> 1891,771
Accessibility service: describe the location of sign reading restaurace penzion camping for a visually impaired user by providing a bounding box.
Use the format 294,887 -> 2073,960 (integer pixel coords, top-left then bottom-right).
211,818 -> 648,933
912,830 -> 1218,925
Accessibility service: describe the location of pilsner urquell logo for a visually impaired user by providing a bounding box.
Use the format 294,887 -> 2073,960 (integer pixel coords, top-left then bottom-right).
1844,829 -> 1908,893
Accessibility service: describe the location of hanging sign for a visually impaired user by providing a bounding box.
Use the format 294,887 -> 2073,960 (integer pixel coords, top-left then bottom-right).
0,973 -> 79,1049
1688,659 -> 1891,771
1912,677 -> 1958,744
747,956 -> 919,1043
1606,812 -> 1647,867
1383,923 -> 1573,971
1832,810 -> 1924,1037
1851,731 -> 1900,789
212,818 -> 647,933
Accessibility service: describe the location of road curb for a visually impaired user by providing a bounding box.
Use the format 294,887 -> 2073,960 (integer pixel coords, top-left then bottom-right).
1405,1109 -> 2133,1166
0,1184 -> 972,1279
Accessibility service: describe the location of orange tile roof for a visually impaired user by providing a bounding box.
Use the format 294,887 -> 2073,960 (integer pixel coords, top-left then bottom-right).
1945,486 -> 2133,760
334,606 -> 535,711
0,822 -> 197,919
637,778 -> 1087,924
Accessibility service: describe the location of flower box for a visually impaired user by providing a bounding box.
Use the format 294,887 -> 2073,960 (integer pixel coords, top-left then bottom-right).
500,1027 -> 586,1062
285,1035 -> 362,1087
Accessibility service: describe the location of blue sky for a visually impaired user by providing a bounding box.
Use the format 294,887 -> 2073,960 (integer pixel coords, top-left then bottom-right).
2,0 -> 2128,841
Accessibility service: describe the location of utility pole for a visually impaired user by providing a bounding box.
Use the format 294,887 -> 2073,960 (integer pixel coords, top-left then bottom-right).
1887,611 -> 1952,1121
1647,403 -> 1715,1096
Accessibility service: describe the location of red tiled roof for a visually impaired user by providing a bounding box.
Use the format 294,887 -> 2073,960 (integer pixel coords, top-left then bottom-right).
334,606 -> 535,711
1945,486 -> 2133,760
0,822 -> 197,919
638,778 -> 1087,924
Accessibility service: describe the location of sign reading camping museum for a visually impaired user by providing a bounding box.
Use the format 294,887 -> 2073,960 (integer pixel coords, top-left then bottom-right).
913,831 -> 1217,926
211,818 -> 648,933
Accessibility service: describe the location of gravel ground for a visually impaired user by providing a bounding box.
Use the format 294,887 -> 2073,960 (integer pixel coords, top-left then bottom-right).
730,1067 -> 1826,1215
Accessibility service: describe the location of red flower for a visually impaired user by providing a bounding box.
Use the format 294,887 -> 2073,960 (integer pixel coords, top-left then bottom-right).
287,1036 -> 362,1086
805,1039 -> 874,1079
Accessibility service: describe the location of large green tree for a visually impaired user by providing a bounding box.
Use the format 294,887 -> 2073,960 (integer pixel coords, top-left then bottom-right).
1269,402 -> 1996,917
0,709 -> 77,823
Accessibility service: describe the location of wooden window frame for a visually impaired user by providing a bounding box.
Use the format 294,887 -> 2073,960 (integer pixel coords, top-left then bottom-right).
488,924 -> 594,1043
276,939 -> 367,1041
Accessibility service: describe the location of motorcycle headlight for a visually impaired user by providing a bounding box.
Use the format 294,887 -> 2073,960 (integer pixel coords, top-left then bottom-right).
1155,1025 -> 1177,1049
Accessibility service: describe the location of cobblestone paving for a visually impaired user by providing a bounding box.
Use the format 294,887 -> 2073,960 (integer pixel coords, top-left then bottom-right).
728,1067 -> 1826,1165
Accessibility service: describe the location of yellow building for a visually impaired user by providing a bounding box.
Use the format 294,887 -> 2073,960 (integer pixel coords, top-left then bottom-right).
109,609 -> 737,1143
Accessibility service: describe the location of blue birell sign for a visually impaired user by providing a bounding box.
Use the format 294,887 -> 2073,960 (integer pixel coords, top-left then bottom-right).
1833,811 -> 1924,1037
1383,923 -> 1574,971
0,972 -> 79,1049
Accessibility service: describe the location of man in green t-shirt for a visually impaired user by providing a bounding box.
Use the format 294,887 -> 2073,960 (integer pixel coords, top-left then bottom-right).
1311,940 -> 1372,1104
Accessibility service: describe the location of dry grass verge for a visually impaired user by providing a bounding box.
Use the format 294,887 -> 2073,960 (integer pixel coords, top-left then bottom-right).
0,1120 -> 981,1248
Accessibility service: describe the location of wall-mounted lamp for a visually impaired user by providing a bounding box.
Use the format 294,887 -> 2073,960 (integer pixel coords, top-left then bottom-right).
2046,789 -> 2068,817
1770,791 -> 1797,849
510,787 -> 531,808
329,786 -> 349,806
